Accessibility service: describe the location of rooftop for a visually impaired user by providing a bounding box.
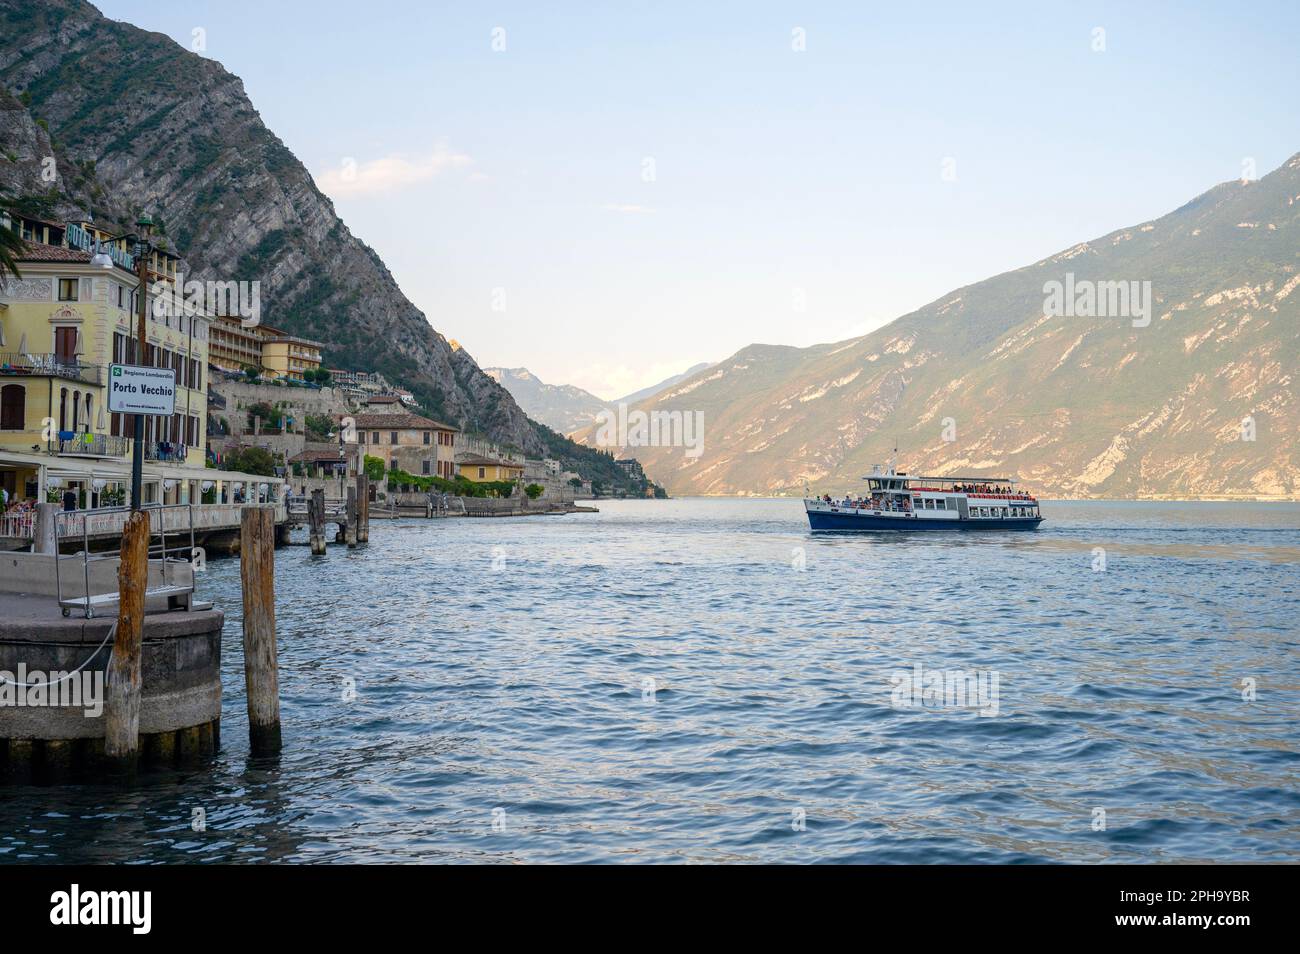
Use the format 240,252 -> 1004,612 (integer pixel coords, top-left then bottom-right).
350,412 -> 459,431
289,449 -> 346,464
457,454 -> 522,468
11,241 -> 93,265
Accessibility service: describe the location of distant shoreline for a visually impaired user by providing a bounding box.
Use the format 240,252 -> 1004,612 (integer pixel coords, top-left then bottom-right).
644,494 -> 1300,504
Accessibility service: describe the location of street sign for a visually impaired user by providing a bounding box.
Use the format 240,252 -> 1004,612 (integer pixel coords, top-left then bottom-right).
107,364 -> 177,416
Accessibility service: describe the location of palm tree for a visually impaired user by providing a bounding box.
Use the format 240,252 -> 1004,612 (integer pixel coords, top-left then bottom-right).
0,193 -> 28,282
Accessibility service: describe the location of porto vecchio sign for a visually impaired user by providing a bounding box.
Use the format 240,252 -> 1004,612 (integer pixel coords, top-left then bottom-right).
107,364 -> 176,416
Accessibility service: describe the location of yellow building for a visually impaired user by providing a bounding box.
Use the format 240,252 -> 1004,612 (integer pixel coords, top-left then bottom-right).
208,314 -> 264,373
207,316 -> 322,382
456,454 -> 525,483
259,326 -> 323,382
0,214 -> 211,502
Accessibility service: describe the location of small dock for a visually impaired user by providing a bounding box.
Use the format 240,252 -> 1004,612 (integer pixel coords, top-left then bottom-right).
2,505 -> 283,783
0,588 -> 223,781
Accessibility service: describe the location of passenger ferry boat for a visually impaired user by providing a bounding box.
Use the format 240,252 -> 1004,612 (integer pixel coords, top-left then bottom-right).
804,468 -> 1043,531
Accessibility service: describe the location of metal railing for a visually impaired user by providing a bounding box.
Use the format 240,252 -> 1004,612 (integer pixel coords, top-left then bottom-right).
143,440 -> 189,462
0,352 -> 103,385
286,494 -> 347,518
55,503 -> 199,619
57,432 -> 130,456
2,500 -> 283,542
0,509 -> 36,538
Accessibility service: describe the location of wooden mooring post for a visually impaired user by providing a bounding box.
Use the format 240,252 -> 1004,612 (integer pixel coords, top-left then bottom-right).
240,507 -> 281,755
104,509 -> 149,769
356,474 -> 370,544
345,486 -> 358,548
309,488 -> 327,555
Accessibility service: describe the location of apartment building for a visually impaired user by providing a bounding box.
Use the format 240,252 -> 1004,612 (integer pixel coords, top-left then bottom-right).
208,315 -> 323,382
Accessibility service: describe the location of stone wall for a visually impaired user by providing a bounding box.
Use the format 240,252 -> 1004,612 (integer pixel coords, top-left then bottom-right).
209,377 -> 351,426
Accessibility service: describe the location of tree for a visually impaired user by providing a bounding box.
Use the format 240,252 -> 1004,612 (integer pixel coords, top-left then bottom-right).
568,477 -> 582,488
363,455 -> 386,481
246,401 -> 281,429
224,446 -> 277,476
0,193 -> 29,282
525,483 -> 544,500
304,413 -> 333,440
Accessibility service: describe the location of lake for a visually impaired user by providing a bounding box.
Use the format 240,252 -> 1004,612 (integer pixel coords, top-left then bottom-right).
2,498 -> 1297,863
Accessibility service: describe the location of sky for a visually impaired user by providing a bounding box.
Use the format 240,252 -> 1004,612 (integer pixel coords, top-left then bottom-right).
95,0 -> 1300,400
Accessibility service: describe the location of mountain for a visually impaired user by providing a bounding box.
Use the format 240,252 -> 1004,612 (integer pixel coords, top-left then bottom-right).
485,363 -> 715,436
483,367 -> 605,435
618,363 -> 712,407
0,0 -> 545,454
576,155 -> 1300,499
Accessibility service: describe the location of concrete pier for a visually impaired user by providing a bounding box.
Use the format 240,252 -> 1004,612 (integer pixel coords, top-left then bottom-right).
0,590 -> 223,782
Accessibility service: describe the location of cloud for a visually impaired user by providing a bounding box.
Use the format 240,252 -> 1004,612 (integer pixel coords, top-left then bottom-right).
316,145 -> 472,198
602,203 -> 654,214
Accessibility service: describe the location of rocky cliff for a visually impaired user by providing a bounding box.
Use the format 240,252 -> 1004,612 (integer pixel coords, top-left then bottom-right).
0,0 -> 544,454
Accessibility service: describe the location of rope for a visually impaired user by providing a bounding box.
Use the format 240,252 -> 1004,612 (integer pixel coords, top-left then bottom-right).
0,618 -> 117,689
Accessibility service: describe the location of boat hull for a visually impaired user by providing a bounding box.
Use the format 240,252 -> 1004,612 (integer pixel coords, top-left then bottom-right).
806,509 -> 1042,532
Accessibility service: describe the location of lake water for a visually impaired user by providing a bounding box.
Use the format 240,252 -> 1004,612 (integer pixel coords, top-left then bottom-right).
3,498 -> 1298,863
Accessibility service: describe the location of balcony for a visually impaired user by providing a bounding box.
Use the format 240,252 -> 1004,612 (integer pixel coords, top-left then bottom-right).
143,440 -> 189,463
57,432 -> 130,457
0,353 -> 104,386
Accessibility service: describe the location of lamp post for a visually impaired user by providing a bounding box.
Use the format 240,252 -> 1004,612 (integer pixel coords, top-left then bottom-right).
129,214 -> 153,511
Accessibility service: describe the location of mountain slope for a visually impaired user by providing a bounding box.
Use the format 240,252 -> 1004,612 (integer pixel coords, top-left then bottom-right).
618,362 -> 712,407
483,367 -> 605,435
578,156 -> 1300,498
485,362 -> 715,435
0,0 -> 544,453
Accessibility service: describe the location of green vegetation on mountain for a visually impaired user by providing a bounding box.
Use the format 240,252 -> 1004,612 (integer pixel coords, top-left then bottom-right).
578,156 -> 1300,499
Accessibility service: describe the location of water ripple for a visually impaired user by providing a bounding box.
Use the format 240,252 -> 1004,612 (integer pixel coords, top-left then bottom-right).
1,498 -> 1297,863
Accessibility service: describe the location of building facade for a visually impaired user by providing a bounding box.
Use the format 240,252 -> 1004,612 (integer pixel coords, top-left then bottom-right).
259,326 -> 323,381
352,411 -> 459,479
207,315 -> 263,373
1,214 -> 211,507
208,315 -> 322,382
457,454 -> 525,483
327,368 -> 392,404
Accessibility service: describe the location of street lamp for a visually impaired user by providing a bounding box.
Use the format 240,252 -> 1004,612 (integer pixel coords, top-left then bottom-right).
89,239 -> 114,270
128,213 -> 153,511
